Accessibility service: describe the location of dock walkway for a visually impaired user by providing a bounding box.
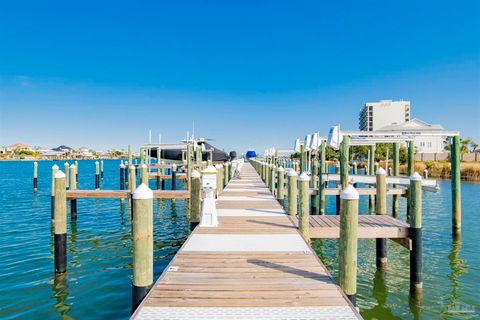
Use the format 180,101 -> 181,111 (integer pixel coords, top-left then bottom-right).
133,162 -> 361,319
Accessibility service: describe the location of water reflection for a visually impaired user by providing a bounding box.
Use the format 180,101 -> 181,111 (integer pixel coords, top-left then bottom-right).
52,273 -> 72,320
362,271 -> 402,320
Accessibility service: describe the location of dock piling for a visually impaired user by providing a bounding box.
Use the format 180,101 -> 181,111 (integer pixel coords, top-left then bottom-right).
451,136 -> 461,236
276,166 -> 285,206
375,167 -> 387,269
95,161 -> 100,189
140,164 -> 148,185
70,164 -> 77,220
409,172 -> 423,299
51,164 -> 59,219
64,162 -> 69,189
287,169 -> 298,216
298,172 -> 310,242
33,161 -> 38,192
120,163 -> 126,204
190,170 -> 201,230
392,142 -> 400,217
54,170 -> 67,274
319,141 -> 326,214
339,184 -> 359,306
131,184 -> 154,312
171,163 -> 177,190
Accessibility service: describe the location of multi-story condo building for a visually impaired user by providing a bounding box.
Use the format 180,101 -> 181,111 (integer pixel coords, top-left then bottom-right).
359,100 -> 410,131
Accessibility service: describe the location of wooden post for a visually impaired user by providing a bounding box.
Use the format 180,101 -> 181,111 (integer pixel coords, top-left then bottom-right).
129,165 -> 136,195
33,161 -> 38,192
311,155 -> 318,214
120,163 -> 126,204
352,162 -> 357,175
196,144 -> 202,165
54,170 -> 67,274
270,164 -> 276,193
376,167 -> 387,269
287,169 -> 298,216
64,162 -> 69,189
276,166 -> 285,206
156,166 -> 161,189
190,170 -> 201,231
224,162 -> 229,187
339,184 -> 359,306
300,144 -> 305,173
95,161 -> 100,189
423,169 -> 428,179
409,172 -> 423,299
131,184 -> 154,312
140,164 -> 148,185
451,136 -> 461,236
319,141 -> 326,214
161,161 -> 166,190
369,144 -> 375,214
340,136 -> 350,189
187,144 -> 193,189
335,161 -> 340,215
392,142 -> 400,218
51,164 -> 59,219
140,147 -> 145,165
171,163 -> 177,190
215,164 -> 222,197
298,172 -> 310,242
128,145 -> 132,166
408,141 -> 415,176
75,160 -> 79,182
70,164 -> 77,220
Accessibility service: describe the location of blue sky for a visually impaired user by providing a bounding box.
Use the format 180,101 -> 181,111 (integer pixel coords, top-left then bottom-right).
1,1 -> 479,153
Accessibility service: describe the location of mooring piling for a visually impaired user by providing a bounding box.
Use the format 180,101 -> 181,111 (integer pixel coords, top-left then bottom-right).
319,140 -> 326,214
392,142 -> 400,218
287,169 -> 298,216
54,170 -> 67,274
451,135 -> 461,236
95,161 -> 100,189
298,172 -> 310,242
33,161 -> 38,192
171,163 -> 177,190
70,164 -> 77,220
140,164 -> 148,185
368,145 -> 375,214
75,160 -> 79,182
100,160 -> 104,180
339,184 -> 359,306
190,170 -> 201,231
120,163 -> 126,204
131,184 -> 154,313
409,172 -> 423,299
276,166 -> 285,206
51,164 -> 59,219
311,155 -> 319,214
375,167 -> 387,269
64,162 -> 69,189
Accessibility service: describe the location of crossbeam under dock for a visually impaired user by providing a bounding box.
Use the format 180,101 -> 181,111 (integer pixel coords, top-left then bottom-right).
132,162 -> 361,319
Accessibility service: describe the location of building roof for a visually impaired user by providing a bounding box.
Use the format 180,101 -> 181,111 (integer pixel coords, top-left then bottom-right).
378,118 -> 444,131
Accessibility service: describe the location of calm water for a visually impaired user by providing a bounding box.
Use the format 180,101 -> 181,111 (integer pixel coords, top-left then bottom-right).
0,161 -> 479,319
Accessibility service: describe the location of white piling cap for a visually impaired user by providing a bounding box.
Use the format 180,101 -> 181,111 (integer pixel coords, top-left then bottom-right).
298,172 -> 310,181
120,163 -> 125,168
141,163 -> 147,168
172,163 -> 177,169
129,165 -> 136,170
64,162 -> 69,166
191,170 -> 201,178
215,164 -> 223,168
410,172 -> 422,181
54,170 -> 66,179
277,166 -> 285,172
70,164 -> 76,169
202,165 -> 217,174
34,161 -> 38,165
287,168 -> 298,177
376,167 -> 386,175
132,183 -> 153,200
424,169 -> 428,172
161,161 -> 165,164
340,184 -> 359,200
52,164 -> 59,170
95,161 -> 99,164
125,161 -> 129,165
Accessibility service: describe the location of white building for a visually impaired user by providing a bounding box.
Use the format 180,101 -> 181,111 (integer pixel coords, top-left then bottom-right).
378,118 -> 445,153
359,100 -> 410,131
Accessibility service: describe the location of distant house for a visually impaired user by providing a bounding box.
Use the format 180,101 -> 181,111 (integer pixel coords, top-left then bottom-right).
78,146 -> 94,158
7,143 -> 31,153
378,118 -> 445,153
41,150 -> 68,159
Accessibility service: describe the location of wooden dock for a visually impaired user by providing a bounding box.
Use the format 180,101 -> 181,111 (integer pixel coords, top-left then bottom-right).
133,162 -> 362,319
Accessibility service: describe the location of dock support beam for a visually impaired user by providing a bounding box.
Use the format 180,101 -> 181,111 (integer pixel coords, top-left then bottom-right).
54,171 -> 67,274
409,173 -> 423,299
132,184 -> 154,313
368,144 -> 375,214
287,169 -> 298,216
376,168 -> 387,269
339,185 -> 359,306
451,136 -> 461,236
298,172 -> 310,243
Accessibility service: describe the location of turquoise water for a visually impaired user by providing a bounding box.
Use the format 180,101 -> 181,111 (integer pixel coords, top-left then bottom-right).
0,160 -> 479,319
